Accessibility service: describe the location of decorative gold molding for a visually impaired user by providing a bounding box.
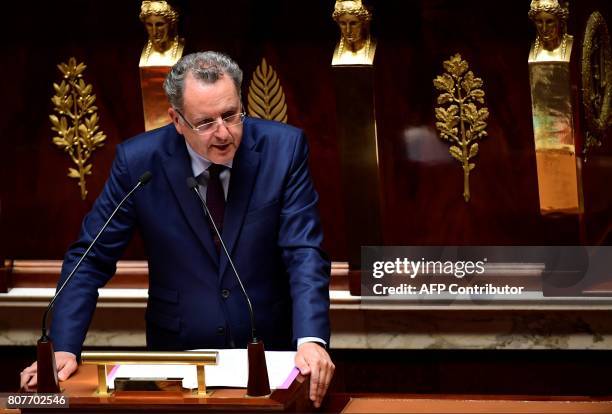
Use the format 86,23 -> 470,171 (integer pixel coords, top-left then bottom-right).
50,57 -> 106,200
434,54 -> 490,202
581,11 -> 612,160
247,58 -> 288,123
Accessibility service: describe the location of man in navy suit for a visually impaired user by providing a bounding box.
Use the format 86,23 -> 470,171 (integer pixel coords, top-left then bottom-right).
21,51 -> 334,407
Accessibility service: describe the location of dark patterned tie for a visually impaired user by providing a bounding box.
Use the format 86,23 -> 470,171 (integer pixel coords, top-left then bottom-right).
206,164 -> 226,253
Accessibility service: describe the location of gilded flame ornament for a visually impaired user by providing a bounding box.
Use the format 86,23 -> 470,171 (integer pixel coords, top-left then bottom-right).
434,54 -> 490,202
247,58 -> 288,123
50,58 -> 106,200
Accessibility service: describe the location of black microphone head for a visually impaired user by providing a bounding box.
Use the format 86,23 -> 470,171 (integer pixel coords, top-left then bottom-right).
139,171 -> 153,186
186,176 -> 199,189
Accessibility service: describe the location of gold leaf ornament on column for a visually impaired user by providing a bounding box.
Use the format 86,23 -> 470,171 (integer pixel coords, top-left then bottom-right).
433,53 -> 490,202
581,11 -> 612,161
50,57 -> 106,200
247,58 -> 288,123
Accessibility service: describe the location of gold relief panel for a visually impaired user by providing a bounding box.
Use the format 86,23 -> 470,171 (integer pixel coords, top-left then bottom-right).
581,11 -> 612,159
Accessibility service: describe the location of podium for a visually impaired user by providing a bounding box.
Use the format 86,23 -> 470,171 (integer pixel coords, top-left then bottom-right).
22,364 -> 311,413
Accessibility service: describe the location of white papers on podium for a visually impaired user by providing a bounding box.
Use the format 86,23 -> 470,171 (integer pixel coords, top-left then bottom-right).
107,349 -> 297,390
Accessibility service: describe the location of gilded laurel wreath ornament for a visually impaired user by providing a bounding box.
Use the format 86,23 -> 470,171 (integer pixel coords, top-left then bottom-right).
50,58 -> 106,200
434,54 -> 489,202
581,11 -> 612,161
247,58 -> 288,123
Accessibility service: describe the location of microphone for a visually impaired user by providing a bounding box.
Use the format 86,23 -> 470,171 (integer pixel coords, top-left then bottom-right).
186,176 -> 258,341
186,176 -> 271,397
37,171 -> 152,392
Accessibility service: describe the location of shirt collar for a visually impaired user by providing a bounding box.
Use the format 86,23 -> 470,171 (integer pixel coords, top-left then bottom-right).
184,140 -> 233,178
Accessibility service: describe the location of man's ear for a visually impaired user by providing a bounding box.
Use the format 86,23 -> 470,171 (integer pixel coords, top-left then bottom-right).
168,107 -> 182,134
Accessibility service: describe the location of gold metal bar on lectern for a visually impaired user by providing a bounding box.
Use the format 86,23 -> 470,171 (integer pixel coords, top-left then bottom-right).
196,365 -> 206,396
81,351 -> 218,396
81,351 -> 217,364
96,365 -> 108,396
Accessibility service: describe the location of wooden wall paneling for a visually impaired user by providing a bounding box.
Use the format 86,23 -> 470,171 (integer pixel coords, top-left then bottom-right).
0,0 -> 610,266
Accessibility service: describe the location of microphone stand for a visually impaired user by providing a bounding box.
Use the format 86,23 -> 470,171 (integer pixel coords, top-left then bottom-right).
37,172 -> 152,392
187,177 -> 270,397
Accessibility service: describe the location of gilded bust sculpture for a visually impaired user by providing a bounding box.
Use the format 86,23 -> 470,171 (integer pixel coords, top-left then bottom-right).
332,0 -> 376,66
528,0 -> 573,62
139,1 -> 185,67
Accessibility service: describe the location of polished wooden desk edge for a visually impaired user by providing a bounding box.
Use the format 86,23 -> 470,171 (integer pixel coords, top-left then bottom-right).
341,396 -> 612,414
335,392 -> 612,401
329,393 -> 612,414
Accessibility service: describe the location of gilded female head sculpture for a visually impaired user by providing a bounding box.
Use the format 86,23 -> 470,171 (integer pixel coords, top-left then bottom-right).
332,0 -> 376,65
528,0 -> 571,61
139,1 -> 184,67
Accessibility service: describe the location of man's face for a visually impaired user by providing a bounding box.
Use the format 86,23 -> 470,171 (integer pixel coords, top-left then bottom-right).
145,15 -> 170,50
337,14 -> 363,46
169,73 -> 243,165
534,11 -> 561,48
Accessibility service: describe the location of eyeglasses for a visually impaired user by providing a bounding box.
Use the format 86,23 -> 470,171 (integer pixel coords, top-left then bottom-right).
175,109 -> 246,136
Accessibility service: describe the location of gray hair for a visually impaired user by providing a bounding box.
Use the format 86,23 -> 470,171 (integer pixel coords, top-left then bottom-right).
163,51 -> 243,111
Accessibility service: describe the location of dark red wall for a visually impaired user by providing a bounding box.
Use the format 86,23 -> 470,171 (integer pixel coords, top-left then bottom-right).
1,1 -> 610,262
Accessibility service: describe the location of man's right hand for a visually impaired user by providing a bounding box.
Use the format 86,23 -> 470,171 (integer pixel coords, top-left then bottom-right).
20,351 -> 78,391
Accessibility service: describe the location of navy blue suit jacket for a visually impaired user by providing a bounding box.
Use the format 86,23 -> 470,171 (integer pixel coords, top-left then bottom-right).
50,117 -> 331,355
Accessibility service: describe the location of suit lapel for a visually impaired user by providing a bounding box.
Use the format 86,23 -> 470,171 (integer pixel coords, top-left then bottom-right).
162,135 -> 219,267
220,124 -> 260,279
